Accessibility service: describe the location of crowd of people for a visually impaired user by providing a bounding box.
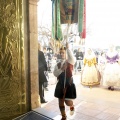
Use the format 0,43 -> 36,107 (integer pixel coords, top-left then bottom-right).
78,44 -> 120,90
38,42 -> 120,120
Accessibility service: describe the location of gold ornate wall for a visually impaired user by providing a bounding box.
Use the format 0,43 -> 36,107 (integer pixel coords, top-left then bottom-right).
0,0 -> 28,119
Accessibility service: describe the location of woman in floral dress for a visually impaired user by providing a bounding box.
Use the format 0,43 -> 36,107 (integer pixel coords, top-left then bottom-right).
103,44 -> 120,91
81,48 -> 100,87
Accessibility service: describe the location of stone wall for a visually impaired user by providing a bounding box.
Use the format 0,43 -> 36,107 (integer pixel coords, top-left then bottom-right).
29,0 -> 41,109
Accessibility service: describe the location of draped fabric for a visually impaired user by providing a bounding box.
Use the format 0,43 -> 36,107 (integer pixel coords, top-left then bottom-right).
60,0 -> 79,24
80,0 -> 86,38
56,0 -> 63,40
78,0 -> 84,33
52,0 -> 55,40
52,0 -> 63,40
52,0 -> 85,40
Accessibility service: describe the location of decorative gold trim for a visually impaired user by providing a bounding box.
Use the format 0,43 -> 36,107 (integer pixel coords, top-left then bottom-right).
81,82 -> 100,86
0,0 -> 27,119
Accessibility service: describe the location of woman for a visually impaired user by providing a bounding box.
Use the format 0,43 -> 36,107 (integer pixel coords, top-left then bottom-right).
38,43 -> 48,103
53,43 -> 76,120
103,44 -> 120,90
98,52 -> 106,82
81,48 -> 100,87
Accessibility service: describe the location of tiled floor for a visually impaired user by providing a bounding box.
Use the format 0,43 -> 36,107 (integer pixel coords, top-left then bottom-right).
34,72 -> 120,120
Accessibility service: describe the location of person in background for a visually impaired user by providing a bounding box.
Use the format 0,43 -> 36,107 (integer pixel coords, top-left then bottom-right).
103,44 -> 120,91
38,43 -> 48,103
43,47 -> 49,91
47,49 -> 53,72
98,52 -> 106,82
117,48 -> 120,64
56,51 -> 62,63
75,48 -> 84,74
53,43 -> 76,120
81,48 -> 100,87
94,51 -> 99,63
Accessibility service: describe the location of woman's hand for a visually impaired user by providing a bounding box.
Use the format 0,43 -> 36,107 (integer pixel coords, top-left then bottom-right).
61,62 -> 67,71
57,62 -> 61,69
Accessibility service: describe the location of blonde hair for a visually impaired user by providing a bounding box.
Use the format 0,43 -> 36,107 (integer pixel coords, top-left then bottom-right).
84,48 -> 95,59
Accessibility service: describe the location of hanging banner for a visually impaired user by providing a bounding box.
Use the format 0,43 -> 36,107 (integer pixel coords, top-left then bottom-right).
56,0 -> 63,40
60,0 -> 79,24
81,0 -> 86,38
78,0 -> 84,33
52,0 -> 63,40
52,0 -> 85,40
52,0 -> 55,39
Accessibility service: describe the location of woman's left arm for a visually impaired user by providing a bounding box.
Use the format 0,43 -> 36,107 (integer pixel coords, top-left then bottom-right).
67,49 -> 76,65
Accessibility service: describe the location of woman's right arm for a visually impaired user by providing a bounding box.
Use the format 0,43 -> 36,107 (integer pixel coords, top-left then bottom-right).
53,63 -> 63,77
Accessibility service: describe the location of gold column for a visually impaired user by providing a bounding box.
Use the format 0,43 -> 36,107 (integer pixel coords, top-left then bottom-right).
0,0 -> 26,119
0,0 -> 40,119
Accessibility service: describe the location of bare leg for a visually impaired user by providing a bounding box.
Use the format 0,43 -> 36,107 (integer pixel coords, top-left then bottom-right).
65,100 -> 74,115
58,99 -> 66,120
65,100 -> 73,106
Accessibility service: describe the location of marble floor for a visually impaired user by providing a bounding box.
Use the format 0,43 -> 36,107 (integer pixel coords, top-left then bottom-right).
34,72 -> 120,120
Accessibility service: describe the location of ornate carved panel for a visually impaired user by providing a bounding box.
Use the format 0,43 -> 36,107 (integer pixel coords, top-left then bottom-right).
0,0 -> 27,119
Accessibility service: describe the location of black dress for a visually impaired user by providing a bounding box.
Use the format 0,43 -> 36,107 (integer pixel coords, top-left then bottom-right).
38,50 -> 48,83
38,50 -> 48,101
54,63 -> 76,99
